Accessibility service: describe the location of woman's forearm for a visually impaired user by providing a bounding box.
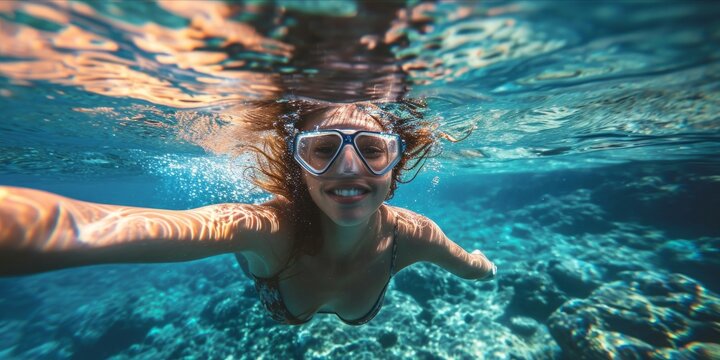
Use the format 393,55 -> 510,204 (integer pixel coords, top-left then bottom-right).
437,239 -> 495,280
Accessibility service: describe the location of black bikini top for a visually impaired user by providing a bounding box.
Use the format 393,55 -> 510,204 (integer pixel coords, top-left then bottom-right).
239,225 -> 399,326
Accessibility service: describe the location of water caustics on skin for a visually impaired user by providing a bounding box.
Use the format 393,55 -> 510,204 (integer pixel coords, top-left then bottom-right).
392,205 -> 492,277
0,186 -> 279,260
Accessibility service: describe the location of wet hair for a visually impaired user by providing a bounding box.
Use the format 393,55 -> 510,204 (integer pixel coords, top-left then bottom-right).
241,99 -> 440,274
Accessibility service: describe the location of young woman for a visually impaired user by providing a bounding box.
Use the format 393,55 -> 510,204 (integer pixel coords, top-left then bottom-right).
0,100 -> 496,325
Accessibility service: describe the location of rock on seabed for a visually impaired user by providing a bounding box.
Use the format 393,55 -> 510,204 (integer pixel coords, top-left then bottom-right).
548,271 -> 720,359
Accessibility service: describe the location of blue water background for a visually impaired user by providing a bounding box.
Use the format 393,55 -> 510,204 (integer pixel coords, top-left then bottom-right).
1,1 -> 719,359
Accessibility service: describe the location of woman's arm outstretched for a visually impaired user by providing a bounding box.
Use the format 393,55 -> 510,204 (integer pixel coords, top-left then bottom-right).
0,186 -> 281,276
391,206 -> 496,280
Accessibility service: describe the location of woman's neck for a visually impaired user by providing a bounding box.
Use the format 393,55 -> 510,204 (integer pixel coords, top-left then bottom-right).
318,209 -> 381,261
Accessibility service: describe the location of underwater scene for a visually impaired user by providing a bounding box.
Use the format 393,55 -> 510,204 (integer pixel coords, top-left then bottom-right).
0,1 -> 719,359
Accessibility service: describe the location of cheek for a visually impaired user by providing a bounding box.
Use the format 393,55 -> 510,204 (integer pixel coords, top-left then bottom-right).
301,173 -> 330,209
302,172 -> 318,193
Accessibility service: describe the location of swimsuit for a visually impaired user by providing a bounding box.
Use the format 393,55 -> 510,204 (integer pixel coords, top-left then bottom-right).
236,225 -> 399,326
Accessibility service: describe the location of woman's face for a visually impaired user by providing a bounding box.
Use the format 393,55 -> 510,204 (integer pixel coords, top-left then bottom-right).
299,108 -> 393,226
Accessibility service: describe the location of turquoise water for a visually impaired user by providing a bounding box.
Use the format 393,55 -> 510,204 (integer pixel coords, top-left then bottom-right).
1,1 -> 719,359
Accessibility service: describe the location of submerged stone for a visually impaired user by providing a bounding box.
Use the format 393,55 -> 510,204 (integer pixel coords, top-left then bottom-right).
394,264 -> 470,306
508,316 -> 540,337
548,271 -> 720,359
377,331 -> 398,348
546,259 -> 604,298
499,269 -> 568,321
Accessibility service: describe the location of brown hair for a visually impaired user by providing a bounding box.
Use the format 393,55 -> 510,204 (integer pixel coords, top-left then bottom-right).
240,98 -> 440,274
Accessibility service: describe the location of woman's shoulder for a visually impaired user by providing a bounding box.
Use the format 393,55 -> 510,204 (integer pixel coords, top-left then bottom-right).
225,197 -> 293,277
251,196 -> 294,263
382,204 -> 437,237
252,195 -> 294,234
381,204 -> 441,270
205,197 -> 294,239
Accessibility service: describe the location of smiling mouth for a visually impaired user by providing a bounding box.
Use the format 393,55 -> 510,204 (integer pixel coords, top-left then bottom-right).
325,187 -> 370,204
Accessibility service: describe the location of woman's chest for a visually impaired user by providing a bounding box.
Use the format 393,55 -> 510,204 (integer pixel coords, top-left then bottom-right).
278,254 -> 393,320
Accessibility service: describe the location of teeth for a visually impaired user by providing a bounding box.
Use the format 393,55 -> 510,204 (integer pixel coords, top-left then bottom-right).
332,188 -> 365,197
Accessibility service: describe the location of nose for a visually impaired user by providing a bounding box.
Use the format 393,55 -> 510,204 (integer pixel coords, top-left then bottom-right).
331,145 -> 363,174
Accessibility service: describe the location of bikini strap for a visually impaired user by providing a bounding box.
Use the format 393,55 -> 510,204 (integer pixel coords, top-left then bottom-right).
389,222 -> 399,276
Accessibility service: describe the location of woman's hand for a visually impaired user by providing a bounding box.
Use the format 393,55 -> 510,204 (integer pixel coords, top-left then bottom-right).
471,249 -> 497,281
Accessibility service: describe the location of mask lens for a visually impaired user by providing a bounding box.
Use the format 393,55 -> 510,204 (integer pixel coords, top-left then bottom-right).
355,133 -> 400,174
295,132 -> 343,173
